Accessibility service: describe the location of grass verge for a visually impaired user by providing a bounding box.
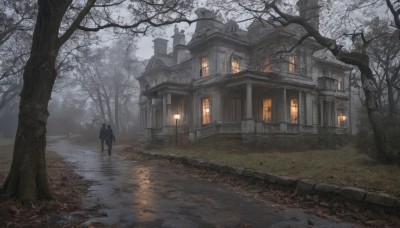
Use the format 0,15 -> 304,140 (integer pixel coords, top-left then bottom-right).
147,137 -> 400,198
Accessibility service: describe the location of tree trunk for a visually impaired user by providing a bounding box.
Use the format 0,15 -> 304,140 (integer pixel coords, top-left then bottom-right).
114,79 -> 120,134
102,87 -> 114,126
96,87 -> 106,123
356,62 -> 392,162
2,0 -> 70,202
386,79 -> 396,116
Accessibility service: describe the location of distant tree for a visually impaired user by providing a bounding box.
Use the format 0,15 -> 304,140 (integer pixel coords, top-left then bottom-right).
2,0 -> 199,202
73,38 -> 142,135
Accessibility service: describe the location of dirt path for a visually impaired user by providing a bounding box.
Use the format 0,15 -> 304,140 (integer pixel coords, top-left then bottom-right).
48,139 -> 359,227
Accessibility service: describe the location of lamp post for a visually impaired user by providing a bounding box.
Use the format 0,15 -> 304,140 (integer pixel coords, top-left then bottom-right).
173,114 -> 180,146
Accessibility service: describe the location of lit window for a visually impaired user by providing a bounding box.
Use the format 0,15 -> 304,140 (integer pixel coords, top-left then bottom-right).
231,57 -> 240,73
337,75 -> 344,91
262,98 -> 272,122
290,98 -> 298,124
200,57 -> 209,77
202,98 -> 210,125
337,109 -> 347,128
289,55 -> 297,73
263,57 -> 272,73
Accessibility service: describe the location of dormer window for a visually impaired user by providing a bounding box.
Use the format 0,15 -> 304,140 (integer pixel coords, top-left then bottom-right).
262,57 -> 272,73
231,56 -> 240,73
337,75 -> 344,91
288,55 -> 297,73
200,57 -> 209,77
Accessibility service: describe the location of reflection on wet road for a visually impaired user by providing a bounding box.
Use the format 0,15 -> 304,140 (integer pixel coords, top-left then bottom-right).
49,140 -> 356,227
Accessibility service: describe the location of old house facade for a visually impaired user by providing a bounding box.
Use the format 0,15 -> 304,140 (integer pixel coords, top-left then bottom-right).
137,1 -> 351,145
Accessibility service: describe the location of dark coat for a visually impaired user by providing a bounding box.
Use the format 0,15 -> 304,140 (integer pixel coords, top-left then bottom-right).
99,126 -> 107,140
105,128 -> 116,144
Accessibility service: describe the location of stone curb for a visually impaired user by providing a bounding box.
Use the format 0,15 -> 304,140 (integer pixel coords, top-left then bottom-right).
136,151 -> 400,211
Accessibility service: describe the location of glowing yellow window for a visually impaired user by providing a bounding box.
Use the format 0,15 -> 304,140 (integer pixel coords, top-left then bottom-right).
290,98 -> 298,124
231,57 -> 240,73
263,57 -> 272,73
337,109 -> 347,128
262,98 -> 272,122
202,98 -> 210,125
289,55 -> 297,73
201,57 -> 209,77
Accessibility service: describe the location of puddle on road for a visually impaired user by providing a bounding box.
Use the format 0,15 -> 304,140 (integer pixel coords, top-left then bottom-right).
49,140 -> 358,228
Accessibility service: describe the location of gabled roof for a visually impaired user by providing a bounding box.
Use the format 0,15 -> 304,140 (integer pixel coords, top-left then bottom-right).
144,55 -> 174,72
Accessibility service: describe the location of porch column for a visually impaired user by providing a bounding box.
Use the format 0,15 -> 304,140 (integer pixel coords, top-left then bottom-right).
163,94 -> 167,125
333,99 -> 338,127
298,91 -> 302,125
319,98 -> 324,126
166,93 -> 172,125
213,91 -> 223,123
282,88 -> 287,122
327,100 -> 332,126
246,83 -> 253,119
305,93 -> 313,125
147,97 -> 153,128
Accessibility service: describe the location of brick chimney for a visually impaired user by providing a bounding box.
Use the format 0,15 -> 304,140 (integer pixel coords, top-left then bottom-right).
297,0 -> 320,31
153,38 -> 168,55
172,25 -> 186,47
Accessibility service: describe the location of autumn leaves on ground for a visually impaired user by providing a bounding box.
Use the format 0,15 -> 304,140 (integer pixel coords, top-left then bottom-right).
0,139 -> 90,227
1,137 -> 400,227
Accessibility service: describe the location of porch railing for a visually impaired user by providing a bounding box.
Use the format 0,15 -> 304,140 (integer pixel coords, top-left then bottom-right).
301,125 -> 314,134
258,122 -> 280,134
287,124 -> 299,134
196,122 -> 242,140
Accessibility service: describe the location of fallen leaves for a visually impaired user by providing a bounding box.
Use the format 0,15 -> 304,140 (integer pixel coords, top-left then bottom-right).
0,154 -> 90,228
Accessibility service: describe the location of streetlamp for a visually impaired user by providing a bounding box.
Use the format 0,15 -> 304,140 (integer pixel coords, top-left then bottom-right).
173,114 -> 180,146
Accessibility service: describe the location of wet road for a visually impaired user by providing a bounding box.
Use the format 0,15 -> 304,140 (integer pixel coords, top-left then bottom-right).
49,140 -> 356,227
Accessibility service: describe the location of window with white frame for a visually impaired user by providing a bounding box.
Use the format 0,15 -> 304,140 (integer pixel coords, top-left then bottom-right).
288,55 -> 297,73
337,109 -> 347,128
337,75 -> 344,91
290,98 -> 298,124
200,57 -> 209,77
202,98 -> 211,125
262,57 -> 272,73
231,56 -> 240,73
262,98 -> 272,122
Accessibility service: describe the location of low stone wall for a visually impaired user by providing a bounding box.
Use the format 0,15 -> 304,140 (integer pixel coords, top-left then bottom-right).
136,151 -> 400,215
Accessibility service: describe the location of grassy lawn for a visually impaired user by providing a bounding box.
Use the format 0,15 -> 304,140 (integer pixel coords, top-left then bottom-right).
147,138 -> 400,198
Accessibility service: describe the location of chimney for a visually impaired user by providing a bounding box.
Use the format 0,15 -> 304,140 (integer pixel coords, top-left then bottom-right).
153,38 -> 168,55
172,25 -> 186,47
296,0 -> 320,31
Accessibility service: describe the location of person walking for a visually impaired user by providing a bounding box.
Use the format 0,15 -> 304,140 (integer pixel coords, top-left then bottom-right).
105,125 -> 116,156
99,123 -> 107,151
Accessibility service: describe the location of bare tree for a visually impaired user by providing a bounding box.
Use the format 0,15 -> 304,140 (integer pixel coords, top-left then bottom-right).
73,39 -> 142,135
368,21 -> 400,115
2,0 -> 199,202
210,0 -> 399,162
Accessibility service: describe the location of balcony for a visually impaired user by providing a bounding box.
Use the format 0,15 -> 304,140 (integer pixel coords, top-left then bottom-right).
318,77 -> 336,91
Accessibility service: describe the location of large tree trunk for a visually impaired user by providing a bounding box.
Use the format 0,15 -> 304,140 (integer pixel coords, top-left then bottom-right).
1,1 -> 70,202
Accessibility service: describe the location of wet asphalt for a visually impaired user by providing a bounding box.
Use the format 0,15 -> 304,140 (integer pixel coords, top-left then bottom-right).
49,140 -> 358,228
